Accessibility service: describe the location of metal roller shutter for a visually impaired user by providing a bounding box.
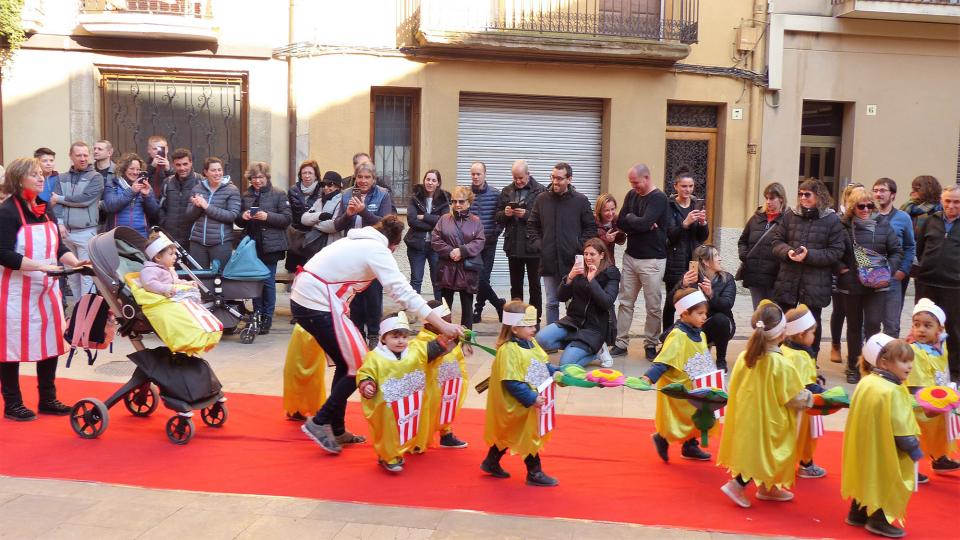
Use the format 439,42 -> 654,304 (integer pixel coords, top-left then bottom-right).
457,93 -> 603,285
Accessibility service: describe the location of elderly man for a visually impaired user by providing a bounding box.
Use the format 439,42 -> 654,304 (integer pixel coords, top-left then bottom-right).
914,184 -> 960,382
497,160 -> 546,323
50,142 -> 104,296
527,162 -> 597,326
611,163 -> 670,360
469,161 -> 505,323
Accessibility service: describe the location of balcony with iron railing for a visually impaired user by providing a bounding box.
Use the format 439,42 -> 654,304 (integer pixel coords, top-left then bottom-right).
831,0 -> 960,23
399,0 -> 700,66
77,0 -> 219,41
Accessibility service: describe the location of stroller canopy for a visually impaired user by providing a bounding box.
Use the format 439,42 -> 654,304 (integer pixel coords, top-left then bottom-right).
87,227 -> 148,297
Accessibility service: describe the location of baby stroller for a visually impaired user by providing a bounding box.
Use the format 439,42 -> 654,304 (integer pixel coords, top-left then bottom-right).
66,226 -> 229,445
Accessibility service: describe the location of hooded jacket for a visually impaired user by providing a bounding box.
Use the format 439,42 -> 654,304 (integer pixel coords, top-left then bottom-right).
237,181 -> 292,256
496,176 -> 546,259
664,195 -> 709,283
770,206 -> 845,308
185,177 -> 241,247
527,185 -> 598,277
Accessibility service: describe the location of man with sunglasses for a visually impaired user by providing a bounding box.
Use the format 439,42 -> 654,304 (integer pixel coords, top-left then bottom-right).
872,178 -> 915,338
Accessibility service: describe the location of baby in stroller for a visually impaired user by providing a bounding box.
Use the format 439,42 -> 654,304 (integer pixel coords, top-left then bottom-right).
142,231 -> 200,302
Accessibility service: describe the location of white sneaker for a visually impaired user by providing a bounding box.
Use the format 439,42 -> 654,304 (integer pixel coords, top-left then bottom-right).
756,486 -> 794,502
600,357 -> 614,368
721,479 -> 751,508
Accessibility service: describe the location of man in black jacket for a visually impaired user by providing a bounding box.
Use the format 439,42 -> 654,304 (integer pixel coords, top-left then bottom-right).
915,185 -> 960,381
497,160 -> 546,323
527,162 -> 597,326
612,163 -> 670,360
158,148 -> 202,248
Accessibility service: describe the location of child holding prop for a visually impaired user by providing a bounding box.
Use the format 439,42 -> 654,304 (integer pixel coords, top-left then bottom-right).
906,298 -> 959,476
482,301 -> 560,487
842,334 -> 921,538
356,312 -> 452,473
409,300 -> 470,451
718,301 -> 812,508
782,304 -> 828,479
638,288 -> 716,462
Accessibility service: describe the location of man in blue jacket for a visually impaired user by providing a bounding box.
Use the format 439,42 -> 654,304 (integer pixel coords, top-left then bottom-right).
470,161 -> 505,323
872,178 -> 915,338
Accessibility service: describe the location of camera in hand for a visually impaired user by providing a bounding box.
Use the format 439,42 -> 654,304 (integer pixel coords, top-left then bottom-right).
137,172 -> 149,184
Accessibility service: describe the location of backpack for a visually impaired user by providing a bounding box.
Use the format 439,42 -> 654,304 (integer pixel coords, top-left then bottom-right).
64,293 -> 118,367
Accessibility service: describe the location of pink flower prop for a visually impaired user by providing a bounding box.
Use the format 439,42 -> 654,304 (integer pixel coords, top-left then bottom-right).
585,368 -> 626,388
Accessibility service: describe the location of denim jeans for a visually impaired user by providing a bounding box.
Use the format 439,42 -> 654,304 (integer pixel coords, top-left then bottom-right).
350,280 -> 383,338
748,286 -> 776,310
882,278 -> 904,338
407,246 -> 440,301
541,275 -> 562,326
473,243 -> 500,314
535,323 -> 595,367
293,308 -> 355,436
843,292 -> 885,371
65,227 -> 97,296
253,261 -> 278,323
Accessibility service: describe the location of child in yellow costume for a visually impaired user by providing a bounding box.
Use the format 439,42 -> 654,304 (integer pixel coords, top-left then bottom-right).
782,304 -> 828,479
639,288 -> 717,462
718,301 -> 812,508
409,300 -> 470,451
842,333 -> 921,538
356,311 -> 452,473
481,301 -> 561,487
905,298 -> 959,477
282,323 -> 327,421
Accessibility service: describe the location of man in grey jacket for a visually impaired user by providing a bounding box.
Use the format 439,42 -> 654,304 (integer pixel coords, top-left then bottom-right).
51,141 -> 104,296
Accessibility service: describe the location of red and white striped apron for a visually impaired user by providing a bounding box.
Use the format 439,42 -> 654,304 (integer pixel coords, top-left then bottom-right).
0,199 -> 67,362
297,270 -> 369,376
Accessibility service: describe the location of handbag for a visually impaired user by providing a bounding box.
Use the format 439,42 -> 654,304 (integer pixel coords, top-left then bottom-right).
286,226 -> 307,255
850,230 -> 891,289
452,218 -> 484,273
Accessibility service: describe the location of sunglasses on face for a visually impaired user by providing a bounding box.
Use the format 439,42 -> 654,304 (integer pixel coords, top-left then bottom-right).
452,199 -> 468,204
856,203 -> 876,210
322,182 -> 337,187
798,191 -> 815,199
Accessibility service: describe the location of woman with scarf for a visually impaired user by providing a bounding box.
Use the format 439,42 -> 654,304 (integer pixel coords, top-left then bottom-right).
737,182 -> 787,309
836,186 -> 903,383
300,171 -> 344,254
285,160 -> 323,273
236,161 -> 292,334
0,158 -> 86,421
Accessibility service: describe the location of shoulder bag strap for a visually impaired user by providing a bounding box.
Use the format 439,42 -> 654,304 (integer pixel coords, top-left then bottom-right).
743,219 -> 777,261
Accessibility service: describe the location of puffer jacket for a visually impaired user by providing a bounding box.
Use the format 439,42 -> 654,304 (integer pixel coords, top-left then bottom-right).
470,181 -> 501,247
158,172 -> 202,247
556,265 -> 621,352
770,206 -> 845,308
101,175 -> 160,237
737,207 -> 787,289
333,186 -> 394,231
237,182 -> 292,257
185,178 -> 241,247
916,212 -> 960,289
404,186 -> 450,252
56,165 -> 104,230
836,216 -> 904,295
664,196 -> 709,283
431,212 -> 485,293
287,181 -> 321,232
301,191 -> 343,251
527,186 -> 598,277
496,176 -> 546,259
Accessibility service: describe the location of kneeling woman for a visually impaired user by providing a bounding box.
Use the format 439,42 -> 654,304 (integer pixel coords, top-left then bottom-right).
535,238 -> 620,367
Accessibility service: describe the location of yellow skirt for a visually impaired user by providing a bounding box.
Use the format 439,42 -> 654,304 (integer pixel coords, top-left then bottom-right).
282,324 -> 327,417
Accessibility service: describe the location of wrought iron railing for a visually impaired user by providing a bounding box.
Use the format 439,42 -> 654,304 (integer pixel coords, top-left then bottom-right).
411,0 -> 699,44
80,0 -> 212,19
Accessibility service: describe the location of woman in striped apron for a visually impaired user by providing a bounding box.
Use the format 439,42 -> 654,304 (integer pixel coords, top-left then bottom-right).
1,158 -> 86,421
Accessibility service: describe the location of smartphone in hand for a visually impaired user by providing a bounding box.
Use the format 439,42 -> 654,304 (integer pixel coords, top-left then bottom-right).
352,187 -> 362,199
693,198 -> 705,211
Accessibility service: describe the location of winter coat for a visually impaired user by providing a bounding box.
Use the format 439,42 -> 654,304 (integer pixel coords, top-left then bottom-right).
770,207 -> 845,308
470,181 -> 501,247
287,181 -> 322,232
915,212 -> 960,289
185,178 -> 241,247
556,265 -> 621,352
496,177 -> 546,259
101,174 -> 160,237
333,186 -> 394,231
301,192 -> 343,252
737,208 -> 787,289
664,196 -> 709,283
431,213 -> 485,293
404,186 -> 450,252
237,182 -> 292,258
158,172 -> 202,247
56,165 -> 104,230
836,216 -> 904,295
527,186 -> 598,277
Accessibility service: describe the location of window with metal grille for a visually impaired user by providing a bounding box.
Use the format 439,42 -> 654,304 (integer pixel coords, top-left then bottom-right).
372,88 -> 420,208
100,69 -> 246,184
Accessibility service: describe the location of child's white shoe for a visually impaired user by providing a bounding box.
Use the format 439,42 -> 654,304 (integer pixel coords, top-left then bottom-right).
720,479 -> 751,508
756,485 -> 794,502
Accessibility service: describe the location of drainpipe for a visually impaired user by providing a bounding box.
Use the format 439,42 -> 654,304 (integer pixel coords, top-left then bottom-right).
745,0 -> 767,215
287,0 -> 297,187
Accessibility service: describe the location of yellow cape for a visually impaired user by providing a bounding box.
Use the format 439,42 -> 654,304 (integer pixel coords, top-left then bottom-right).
841,373 -> 920,524
717,349 -> 805,489
652,326 -> 718,444
906,343 -> 955,458
783,344 -> 818,463
484,340 -> 552,458
282,324 -> 327,417
356,346 -> 429,462
408,328 -> 468,451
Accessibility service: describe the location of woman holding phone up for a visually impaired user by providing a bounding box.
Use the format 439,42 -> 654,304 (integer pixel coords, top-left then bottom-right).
100,152 -> 159,237
662,165 -> 708,331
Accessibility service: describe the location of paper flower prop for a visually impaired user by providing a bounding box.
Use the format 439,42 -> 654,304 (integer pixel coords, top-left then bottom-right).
807,386 -> 851,416
585,368 -> 626,387
555,365 -> 601,388
914,386 -> 960,414
659,383 -> 728,447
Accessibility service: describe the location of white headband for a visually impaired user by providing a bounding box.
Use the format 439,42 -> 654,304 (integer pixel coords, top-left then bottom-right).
755,316 -> 786,339
913,298 -> 946,326
379,311 -> 411,337
502,306 -> 538,327
431,300 -> 451,318
145,233 -> 173,260
674,290 -> 708,314
785,311 -> 816,336
863,333 -> 895,366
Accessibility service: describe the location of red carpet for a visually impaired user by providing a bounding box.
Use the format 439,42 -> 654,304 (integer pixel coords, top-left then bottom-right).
1,378 -> 956,538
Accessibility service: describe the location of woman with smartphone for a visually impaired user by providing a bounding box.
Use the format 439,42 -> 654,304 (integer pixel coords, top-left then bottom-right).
404,169 -> 450,301
662,165 -> 708,332
101,152 -> 160,237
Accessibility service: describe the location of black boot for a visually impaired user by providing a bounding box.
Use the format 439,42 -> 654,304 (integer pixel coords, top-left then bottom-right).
38,399 -> 71,416
865,510 -> 905,538
524,454 -> 558,487
4,403 -> 37,422
259,316 -> 273,335
845,500 -> 868,527
494,298 -> 505,321
480,445 -> 509,478
651,433 -> 669,462
680,438 -> 711,460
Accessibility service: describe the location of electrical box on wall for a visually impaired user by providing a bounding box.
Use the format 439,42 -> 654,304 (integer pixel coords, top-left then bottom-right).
732,108 -> 744,120
737,26 -> 760,52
